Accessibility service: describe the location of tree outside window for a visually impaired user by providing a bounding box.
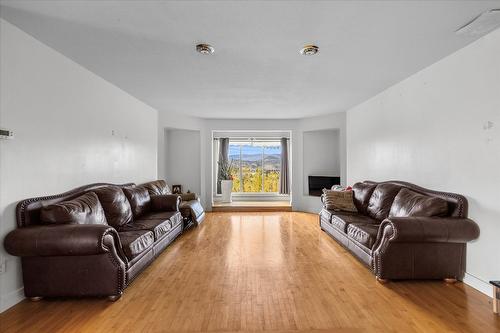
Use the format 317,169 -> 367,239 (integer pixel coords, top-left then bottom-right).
228,140 -> 281,193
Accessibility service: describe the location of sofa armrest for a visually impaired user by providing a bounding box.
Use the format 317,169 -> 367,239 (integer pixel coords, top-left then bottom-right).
4,224 -> 125,258
179,193 -> 198,202
376,217 -> 480,244
150,194 -> 180,212
372,217 -> 479,280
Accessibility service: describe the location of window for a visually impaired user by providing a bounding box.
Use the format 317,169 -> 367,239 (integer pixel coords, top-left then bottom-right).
228,139 -> 281,193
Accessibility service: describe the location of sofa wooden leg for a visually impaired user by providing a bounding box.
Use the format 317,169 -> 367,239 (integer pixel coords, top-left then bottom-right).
107,294 -> 122,302
376,276 -> 389,284
29,296 -> 43,302
444,278 -> 457,284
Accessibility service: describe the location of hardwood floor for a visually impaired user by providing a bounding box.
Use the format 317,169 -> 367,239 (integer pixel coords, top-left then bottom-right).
1,212 -> 498,333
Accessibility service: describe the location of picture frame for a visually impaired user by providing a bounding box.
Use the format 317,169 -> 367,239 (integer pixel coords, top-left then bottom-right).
172,184 -> 182,194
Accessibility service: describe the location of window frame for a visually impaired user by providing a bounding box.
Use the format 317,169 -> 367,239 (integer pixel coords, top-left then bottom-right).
228,138 -> 281,194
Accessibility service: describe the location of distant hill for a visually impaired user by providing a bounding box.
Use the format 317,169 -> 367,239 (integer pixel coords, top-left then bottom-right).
228,153 -> 280,170
229,153 -> 280,161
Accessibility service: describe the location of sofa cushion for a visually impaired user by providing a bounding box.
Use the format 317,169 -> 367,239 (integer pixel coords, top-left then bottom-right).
141,180 -> 171,196
120,218 -> 172,240
352,182 -> 377,215
167,211 -> 183,228
118,230 -> 154,260
389,188 -> 448,218
331,212 -> 378,233
140,211 -> 178,221
94,186 -> 133,228
322,189 -> 357,212
347,223 -> 380,249
123,186 -> 151,218
320,208 -> 335,224
40,192 -> 107,225
367,184 -> 402,220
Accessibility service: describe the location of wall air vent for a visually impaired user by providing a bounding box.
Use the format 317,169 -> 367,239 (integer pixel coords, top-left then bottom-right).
456,9 -> 500,36
0,128 -> 14,140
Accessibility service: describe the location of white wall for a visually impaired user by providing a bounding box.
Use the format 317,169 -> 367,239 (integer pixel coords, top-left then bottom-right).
157,112 -> 346,213
0,19 -> 158,312
203,113 -> 346,213
303,129 -> 341,193
298,113 -> 347,212
202,119 -> 297,208
165,129 -> 201,195
157,107 -> 206,206
347,28 -> 500,296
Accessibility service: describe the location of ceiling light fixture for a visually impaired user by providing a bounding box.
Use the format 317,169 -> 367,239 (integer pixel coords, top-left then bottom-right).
196,43 -> 214,55
300,44 -> 319,56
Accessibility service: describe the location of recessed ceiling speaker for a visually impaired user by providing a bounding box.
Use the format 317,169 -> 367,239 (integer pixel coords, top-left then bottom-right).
456,9 -> 500,36
196,43 -> 214,55
300,44 -> 319,56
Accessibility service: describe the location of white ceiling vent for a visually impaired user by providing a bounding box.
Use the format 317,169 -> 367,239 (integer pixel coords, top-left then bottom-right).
196,44 -> 214,55
456,9 -> 500,36
300,45 -> 319,56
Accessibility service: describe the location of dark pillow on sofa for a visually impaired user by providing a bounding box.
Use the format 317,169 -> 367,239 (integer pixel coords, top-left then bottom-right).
389,188 -> 448,218
352,182 -> 377,214
123,186 -> 151,218
40,192 -> 107,225
151,195 -> 179,212
367,184 -> 402,220
94,186 -> 133,228
141,180 -> 171,195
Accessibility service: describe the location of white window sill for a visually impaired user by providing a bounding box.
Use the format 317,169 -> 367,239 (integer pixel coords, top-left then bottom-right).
213,193 -> 291,202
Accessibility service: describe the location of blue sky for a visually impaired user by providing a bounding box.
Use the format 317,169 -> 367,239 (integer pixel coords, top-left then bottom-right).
229,144 -> 281,157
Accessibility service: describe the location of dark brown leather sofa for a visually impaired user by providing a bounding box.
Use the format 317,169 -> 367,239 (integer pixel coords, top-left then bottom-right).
142,180 -> 205,226
319,181 -> 480,282
4,182 -> 184,301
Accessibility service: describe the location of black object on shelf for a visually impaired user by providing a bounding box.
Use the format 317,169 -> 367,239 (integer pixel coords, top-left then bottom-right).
308,176 -> 341,196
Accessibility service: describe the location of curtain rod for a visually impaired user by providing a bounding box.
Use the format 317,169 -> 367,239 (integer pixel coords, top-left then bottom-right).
213,137 -> 289,141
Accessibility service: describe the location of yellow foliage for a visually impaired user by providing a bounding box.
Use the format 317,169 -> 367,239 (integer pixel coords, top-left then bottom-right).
230,167 -> 279,192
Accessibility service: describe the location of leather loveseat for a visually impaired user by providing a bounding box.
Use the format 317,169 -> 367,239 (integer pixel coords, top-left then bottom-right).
319,181 -> 480,282
4,182 -> 183,301
141,180 -> 205,226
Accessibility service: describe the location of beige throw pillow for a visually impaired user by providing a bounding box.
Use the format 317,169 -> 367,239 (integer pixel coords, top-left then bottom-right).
322,189 -> 358,213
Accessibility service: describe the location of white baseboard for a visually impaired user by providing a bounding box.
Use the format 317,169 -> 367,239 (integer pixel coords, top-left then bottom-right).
0,287 -> 25,313
463,272 -> 492,297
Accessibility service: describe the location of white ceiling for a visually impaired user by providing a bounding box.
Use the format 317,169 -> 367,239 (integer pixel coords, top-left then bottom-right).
1,0 -> 499,119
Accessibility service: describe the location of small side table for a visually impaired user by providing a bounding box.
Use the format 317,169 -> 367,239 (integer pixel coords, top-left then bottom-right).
491,281 -> 500,314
